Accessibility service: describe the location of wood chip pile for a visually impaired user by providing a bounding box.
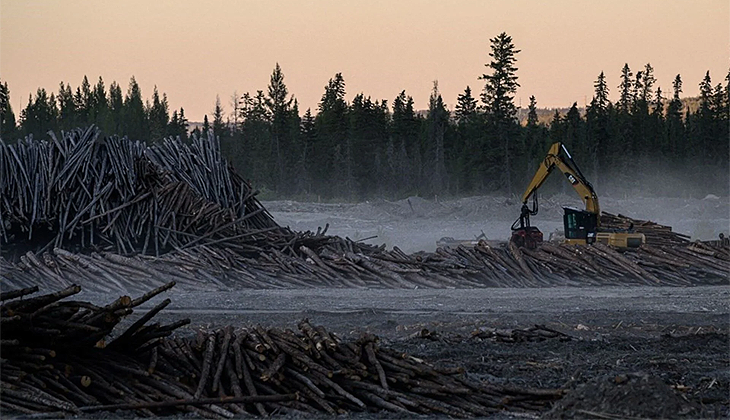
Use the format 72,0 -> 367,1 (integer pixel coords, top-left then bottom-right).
1,127 -> 728,291
0,285 -> 563,418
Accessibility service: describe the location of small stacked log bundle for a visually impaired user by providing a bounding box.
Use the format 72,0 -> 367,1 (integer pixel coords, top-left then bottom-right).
0,285 -> 563,417
601,212 -> 691,246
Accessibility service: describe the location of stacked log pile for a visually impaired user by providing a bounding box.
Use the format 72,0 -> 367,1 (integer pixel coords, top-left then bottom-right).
601,212 -> 691,246
1,127 -> 727,291
2,238 -> 727,292
0,127 -> 324,260
0,285 -> 563,417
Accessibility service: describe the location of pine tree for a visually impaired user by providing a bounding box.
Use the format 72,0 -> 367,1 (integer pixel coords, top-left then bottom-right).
314,73 -> 349,196
454,86 -> 477,125
20,88 -> 58,137
479,32 -> 521,194
391,90 -> 420,193
266,63 -> 298,193
0,80 -> 17,140
426,81 -> 449,194
202,114 -> 210,133
212,95 -> 228,137
147,86 -> 169,141
57,82 -> 77,130
617,64 -> 633,113
586,72 -> 612,187
108,81 -> 124,134
666,74 -> 685,157
453,86 -> 481,192
122,77 -> 148,141
92,77 -> 110,132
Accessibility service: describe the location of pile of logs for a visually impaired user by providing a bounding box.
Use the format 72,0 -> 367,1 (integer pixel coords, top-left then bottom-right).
601,212 -> 691,246
0,285 -> 563,417
0,127 -> 318,260
2,237 -> 727,292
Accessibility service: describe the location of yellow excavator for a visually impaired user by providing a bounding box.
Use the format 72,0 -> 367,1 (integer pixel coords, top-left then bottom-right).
510,142 -> 645,249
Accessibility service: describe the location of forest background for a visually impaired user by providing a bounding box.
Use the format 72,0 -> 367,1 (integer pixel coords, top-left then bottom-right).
2,33 -> 728,200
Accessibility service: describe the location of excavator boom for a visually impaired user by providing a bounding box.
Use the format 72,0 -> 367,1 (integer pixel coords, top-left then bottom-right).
521,142 -> 600,216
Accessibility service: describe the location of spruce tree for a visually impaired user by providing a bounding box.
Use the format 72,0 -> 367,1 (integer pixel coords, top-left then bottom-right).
0,81 -> 16,140
479,32 -> 520,194
617,64 -> 633,113
426,81 -> 449,194
122,77 -> 148,141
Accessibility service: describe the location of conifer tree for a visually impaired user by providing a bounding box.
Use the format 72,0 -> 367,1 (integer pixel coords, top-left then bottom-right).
426,81 -> 449,194
0,81 -> 16,139
479,32 -> 521,194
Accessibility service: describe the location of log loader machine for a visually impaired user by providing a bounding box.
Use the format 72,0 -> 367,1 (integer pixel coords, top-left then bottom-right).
511,142 -> 645,249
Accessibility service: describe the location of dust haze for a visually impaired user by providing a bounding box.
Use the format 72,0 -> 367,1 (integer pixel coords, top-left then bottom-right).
265,166 -> 729,254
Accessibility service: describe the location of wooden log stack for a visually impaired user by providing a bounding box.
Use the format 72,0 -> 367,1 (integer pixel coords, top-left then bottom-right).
1,236 -> 728,292
600,212 -> 691,246
0,285 -> 563,417
0,127 -> 309,261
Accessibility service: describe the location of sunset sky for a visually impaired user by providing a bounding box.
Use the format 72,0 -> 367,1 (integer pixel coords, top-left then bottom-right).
1,0 -> 728,122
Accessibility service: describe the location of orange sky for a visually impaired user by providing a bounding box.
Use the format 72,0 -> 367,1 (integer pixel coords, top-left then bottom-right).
1,0 -> 728,122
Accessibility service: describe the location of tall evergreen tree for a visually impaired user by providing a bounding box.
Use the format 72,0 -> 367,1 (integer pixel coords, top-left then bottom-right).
586,72 -> 612,186
147,86 -> 169,141
108,81 -> 124,134
122,77 -> 148,141
212,95 -> 228,138
390,90 -> 420,194
426,81 -> 449,194
453,86 -> 481,192
57,82 -> 77,130
617,64 -> 633,113
0,80 -> 17,139
666,74 -> 684,156
266,63 -> 298,193
314,73 -> 349,196
20,88 -> 58,137
479,32 -> 521,194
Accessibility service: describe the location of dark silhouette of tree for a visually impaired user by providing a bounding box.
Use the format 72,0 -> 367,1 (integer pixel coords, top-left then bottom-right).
586,71 -> 611,187
147,86 -> 169,141
390,90 -> 421,194
20,88 -> 58,136
479,32 -> 520,194
313,73 -> 349,196
666,74 -> 684,156
426,81 -> 449,195
266,63 -> 298,193
453,86 -> 482,192
617,64 -> 633,113
212,96 -> 228,138
0,80 -> 16,139
122,77 -> 148,141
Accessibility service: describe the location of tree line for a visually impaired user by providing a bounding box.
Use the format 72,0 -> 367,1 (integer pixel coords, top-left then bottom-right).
1,32 -> 728,199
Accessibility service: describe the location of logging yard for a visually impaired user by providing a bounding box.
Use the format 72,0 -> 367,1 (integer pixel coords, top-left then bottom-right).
1,128 -> 729,419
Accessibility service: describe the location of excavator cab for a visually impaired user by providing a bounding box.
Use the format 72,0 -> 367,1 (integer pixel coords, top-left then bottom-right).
562,207 -> 597,245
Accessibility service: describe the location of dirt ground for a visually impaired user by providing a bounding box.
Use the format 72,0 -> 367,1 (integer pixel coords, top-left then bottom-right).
85,196 -> 729,419
86,285 -> 730,419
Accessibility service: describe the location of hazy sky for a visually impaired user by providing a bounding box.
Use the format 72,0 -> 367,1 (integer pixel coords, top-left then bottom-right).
1,0 -> 728,122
